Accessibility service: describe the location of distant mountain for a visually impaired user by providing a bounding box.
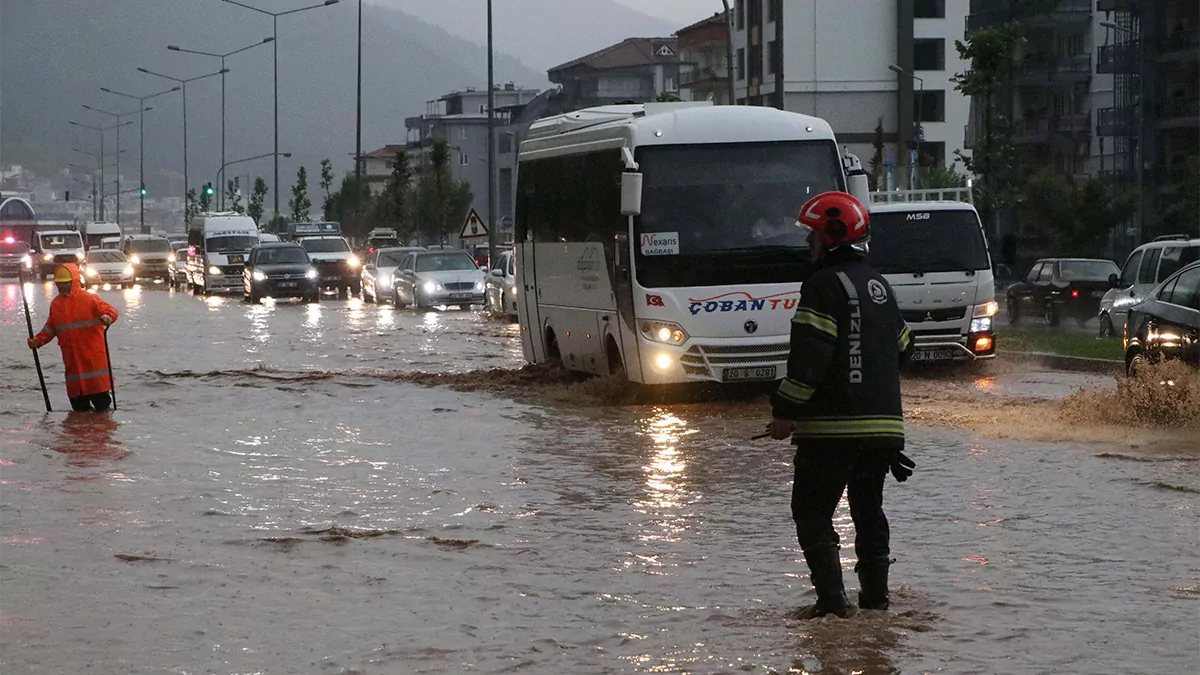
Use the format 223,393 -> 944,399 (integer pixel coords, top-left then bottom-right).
376,0 -> 681,71
0,0 -> 545,202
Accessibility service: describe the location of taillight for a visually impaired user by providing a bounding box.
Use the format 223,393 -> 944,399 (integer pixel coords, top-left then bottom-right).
1071,289 -> 1079,298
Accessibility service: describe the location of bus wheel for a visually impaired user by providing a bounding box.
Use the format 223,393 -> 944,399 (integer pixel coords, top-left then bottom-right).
606,338 -> 626,381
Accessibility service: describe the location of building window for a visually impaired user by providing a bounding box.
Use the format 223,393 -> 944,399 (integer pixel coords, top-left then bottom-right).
735,0 -> 744,30
913,38 -> 945,71
914,0 -> 945,18
499,133 -> 513,154
665,76 -> 676,91
749,44 -> 763,82
768,40 -> 779,75
459,126 -> 468,139
737,48 -> 746,80
459,152 -> 469,166
767,0 -> 779,23
915,90 -> 946,122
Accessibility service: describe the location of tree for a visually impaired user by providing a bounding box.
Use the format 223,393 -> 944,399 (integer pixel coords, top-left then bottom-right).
952,22 -> 1025,236
655,91 -> 682,102
319,158 -> 334,216
198,184 -> 213,213
917,163 -> 969,190
381,150 -> 413,237
185,188 -> 199,225
413,139 -> 473,244
1152,154 -> 1200,241
289,166 -> 312,223
1019,170 -> 1140,257
248,177 -> 268,225
868,117 -> 885,191
226,177 -> 245,214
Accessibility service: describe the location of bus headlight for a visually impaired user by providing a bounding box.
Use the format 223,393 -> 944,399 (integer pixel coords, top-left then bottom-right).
252,270 -> 267,281
653,353 -> 674,371
640,320 -> 689,345
208,265 -> 222,276
973,301 -> 998,318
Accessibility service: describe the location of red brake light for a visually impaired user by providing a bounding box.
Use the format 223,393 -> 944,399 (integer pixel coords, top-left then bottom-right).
1071,289 -> 1079,298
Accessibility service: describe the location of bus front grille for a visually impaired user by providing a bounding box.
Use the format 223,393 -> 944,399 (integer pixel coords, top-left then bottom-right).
679,342 -> 791,372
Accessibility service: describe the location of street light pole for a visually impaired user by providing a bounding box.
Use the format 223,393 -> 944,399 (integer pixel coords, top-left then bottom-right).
889,64 -> 924,189
137,66 -> 228,225
70,119 -> 132,221
355,0 -> 363,236
486,0 -> 498,265
215,152 -> 292,207
83,105 -> 148,227
221,0 -> 341,225
167,38 -> 274,211
100,85 -> 179,232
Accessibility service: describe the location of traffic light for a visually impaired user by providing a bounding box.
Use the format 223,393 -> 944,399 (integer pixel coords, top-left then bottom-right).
204,183 -> 214,196
140,183 -> 147,197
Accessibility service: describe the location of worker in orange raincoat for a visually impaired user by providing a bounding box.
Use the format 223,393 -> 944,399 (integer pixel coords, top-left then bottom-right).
27,264 -> 119,412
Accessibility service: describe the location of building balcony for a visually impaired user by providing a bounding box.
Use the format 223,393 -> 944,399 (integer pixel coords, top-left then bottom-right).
1018,113 -> 1091,144
1014,54 -> 1093,85
966,0 -> 1092,33
1097,106 -> 1139,136
1096,0 -> 1137,12
679,66 -> 729,87
1098,42 -> 1140,74
1158,97 -> 1200,129
1160,28 -> 1200,61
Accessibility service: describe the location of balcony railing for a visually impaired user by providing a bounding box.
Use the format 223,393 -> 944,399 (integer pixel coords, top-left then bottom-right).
1018,113 -> 1091,142
1159,97 -> 1200,121
1014,54 -> 1093,84
679,66 -> 728,87
1097,106 -> 1139,136
1098,42 -> 1139,74
966,0 -> 1092,32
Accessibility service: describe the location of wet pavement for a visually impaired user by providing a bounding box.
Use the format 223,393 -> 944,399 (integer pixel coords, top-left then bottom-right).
1,281 -> 1197,674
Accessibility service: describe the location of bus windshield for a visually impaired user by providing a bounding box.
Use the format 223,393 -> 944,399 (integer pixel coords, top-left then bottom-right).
866,209 -> 991,274
207,235 -> 259,253
40,233 -> 83,249
634,141 -> 841,287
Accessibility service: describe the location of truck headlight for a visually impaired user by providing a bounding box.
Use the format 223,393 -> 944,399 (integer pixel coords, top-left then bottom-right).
252,270 -> 267,281
123,265 -> 134,275
306,268 -> 318,279
85,267 -> 98,278
973,301 -> 998,318
346,255 -> 361,268
640,320 -> 689,345
208,265 -> 222,276
168,253 -> 176,263
970,317 -> 993,333
130,255 -> 141,265
43,253 -> 53,261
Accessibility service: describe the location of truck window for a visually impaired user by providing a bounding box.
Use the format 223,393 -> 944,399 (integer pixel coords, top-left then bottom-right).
867,209 -> 991,275
40,233 -> 83,249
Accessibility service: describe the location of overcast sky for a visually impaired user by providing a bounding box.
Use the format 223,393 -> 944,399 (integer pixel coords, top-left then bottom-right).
612,0 -> 717,25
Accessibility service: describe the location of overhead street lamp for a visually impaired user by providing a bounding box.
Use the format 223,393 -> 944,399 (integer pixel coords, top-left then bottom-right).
221,0 -> 342,223
83,103 -> 154,230
167,37 -> 274,210
69,119 -> 133,221
136,66 -> 228,222
890,64 -> 925,189
100,85 -> 180,233
214,152 -> 292,212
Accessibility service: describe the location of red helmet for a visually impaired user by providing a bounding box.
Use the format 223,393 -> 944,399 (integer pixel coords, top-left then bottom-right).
798,191 -> 870,249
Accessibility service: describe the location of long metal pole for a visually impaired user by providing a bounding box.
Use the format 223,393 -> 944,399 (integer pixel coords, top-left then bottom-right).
486,0 -> 497,263
19,268 -> 53,413
355,0 -> 362,235
139,107 -> 146,231
721,0 -> 734,104
183,81 -> 190,217
273,16 -> 280,222
116,123 -> 122,226
100,132 -> 107,221
221,56 -> 227,211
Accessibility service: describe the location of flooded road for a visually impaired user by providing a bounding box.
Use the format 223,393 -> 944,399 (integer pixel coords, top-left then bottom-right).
2,282 -> 1197,674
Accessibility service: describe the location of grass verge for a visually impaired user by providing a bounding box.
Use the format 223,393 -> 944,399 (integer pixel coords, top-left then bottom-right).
998,329 -> 1123,361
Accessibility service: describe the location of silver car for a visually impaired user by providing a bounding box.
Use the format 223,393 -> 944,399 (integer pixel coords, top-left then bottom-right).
1099,236 -> 1199,337
485,249 -> 518,321
362,246 -> 424,304
391,250 -> 486,310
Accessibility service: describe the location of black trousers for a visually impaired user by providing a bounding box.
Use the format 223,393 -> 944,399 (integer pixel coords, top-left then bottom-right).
69,392 -> 112,412
791,448 -> 890,564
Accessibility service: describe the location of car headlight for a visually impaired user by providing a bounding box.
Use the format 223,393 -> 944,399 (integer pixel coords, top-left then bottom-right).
422,281 -> 441,293
168,253 -> 176,263
85,267 -> 98,278
208,265 -> 222,276
123,265 -> 134,275
509,285 -> 517,296
640,320 -> 689,345
43,253 -> 52,261
22,255 -> 33,268
970,317 -> 993,333
378,273 -> 390,286
346,255 -> 361,268
474,281 -> 485,291
252,270 -> 267,281
306,268 -> 318,279
973,301 -> 998,318
130,255 -> 141,265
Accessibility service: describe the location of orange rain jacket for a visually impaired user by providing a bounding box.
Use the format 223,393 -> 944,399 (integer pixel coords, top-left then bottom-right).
32,264 -> 119,398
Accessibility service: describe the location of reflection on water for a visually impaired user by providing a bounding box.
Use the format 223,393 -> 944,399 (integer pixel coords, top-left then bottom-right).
634,410 -> 698,545
47,413 -> 130,472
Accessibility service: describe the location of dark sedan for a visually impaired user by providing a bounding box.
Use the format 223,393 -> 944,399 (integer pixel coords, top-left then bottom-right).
1124,262 -> 1200,375
1006,258 -> 1120,326
243,243 -> 319,303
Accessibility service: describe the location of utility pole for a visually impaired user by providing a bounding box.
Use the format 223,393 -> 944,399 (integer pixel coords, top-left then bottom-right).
721,1 -> 735,104
355,0 -> 364,238
486,0 -> 498,266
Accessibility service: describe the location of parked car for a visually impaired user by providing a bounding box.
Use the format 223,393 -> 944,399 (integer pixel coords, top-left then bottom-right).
0,238 -> 34,278
1006,258 -> 1119,326
485,249 -> 518,321
1124,262 -> 1200,375
82,249 -> 135,289
471,243 -> 511,269
362,246 -> 424,304
391,249 -> 486,310
243,242 -> 319,303
1100,235 -> 1200,337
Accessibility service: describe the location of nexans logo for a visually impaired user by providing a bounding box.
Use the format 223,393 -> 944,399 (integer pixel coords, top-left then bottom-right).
905,212 -> 931,221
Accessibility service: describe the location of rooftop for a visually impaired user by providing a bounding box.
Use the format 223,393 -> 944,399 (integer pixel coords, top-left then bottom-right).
549,37 -> 680,73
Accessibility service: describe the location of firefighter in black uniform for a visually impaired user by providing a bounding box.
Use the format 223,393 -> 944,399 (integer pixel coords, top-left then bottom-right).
769,191 -> 916,619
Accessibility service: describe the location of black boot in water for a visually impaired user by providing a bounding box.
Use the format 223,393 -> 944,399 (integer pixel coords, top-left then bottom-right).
856,558 -> 892,610
790,547 -> 854,619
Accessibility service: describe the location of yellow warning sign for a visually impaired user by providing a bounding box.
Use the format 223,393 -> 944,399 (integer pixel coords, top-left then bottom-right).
459,208 -> 489,239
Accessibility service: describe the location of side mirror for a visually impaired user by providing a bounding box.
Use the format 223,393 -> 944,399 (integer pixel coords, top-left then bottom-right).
402,269 -> 414,276
620,172 -> 643,216
1108,273 -> 1120,289
491,268 -> 504,277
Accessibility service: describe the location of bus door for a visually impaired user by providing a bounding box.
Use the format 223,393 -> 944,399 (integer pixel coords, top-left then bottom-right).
608,232 -> 644,382
516,242 -> 544,362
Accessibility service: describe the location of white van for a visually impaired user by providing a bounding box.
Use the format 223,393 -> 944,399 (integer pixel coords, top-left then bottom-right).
35,229 -> 86,277
83,221 -> 122,251
122,234 -> 173,281
186,212 -> 259,295
867,189 -> 997,362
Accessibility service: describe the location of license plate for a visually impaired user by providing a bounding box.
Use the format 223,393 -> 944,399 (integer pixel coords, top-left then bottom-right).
912,349 -> 960,362
449,292 -> 473,300
228,255 -> 243,264
278,282 -> 298,288
722,366 -> 777,382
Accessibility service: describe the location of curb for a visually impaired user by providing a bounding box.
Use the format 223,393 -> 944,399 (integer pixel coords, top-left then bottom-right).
1000,350 -> 1123,376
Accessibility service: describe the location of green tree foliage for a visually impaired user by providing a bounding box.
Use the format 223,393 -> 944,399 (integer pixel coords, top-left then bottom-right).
290,166 -> 312,223
1019,170 -> 1140,257
226,177 -> 245,214
868,117 -> 885,191
917,163 -> 969,190
1152,154 -> 1200,240
655,91 -> 682,102
414,139 -> 473,244
319,158 -> 334,216
185,188 -> 199,225
197,184 -> 213,213
370,150 -> 415,242
952,22 -> 1025,229
248,177 -> 268,225
325,174 -> 373,237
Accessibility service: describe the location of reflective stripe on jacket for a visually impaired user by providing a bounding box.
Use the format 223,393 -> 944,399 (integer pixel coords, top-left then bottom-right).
34,264 -> 118,397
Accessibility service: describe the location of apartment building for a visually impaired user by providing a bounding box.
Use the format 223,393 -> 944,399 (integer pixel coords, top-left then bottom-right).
731,0 -> 970,180
548,37 -> 685,111
677,12 -> 732,105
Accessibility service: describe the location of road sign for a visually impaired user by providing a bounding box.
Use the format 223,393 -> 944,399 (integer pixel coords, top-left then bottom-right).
459,208 -> 488,239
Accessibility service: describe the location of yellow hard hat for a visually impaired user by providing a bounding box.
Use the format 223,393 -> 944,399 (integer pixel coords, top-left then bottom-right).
53,266 -> 73,283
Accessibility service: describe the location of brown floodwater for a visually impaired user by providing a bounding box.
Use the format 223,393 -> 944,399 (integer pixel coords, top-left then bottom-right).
2,281 -> 1196,674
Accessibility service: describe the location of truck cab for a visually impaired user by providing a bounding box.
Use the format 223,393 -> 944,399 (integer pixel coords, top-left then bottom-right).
122,233 -> 173,281
187,213 -> 260,295
83,221 -> 122,251
289,222 -> 361,297
35,229 -> 86,277
867,190 -> 997,362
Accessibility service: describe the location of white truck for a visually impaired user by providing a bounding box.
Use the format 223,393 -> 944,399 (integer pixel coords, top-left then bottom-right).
35,228 -> 87,278
186,213 -> 260,295
866,188 -> 997,362
82,221 -> 122,251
